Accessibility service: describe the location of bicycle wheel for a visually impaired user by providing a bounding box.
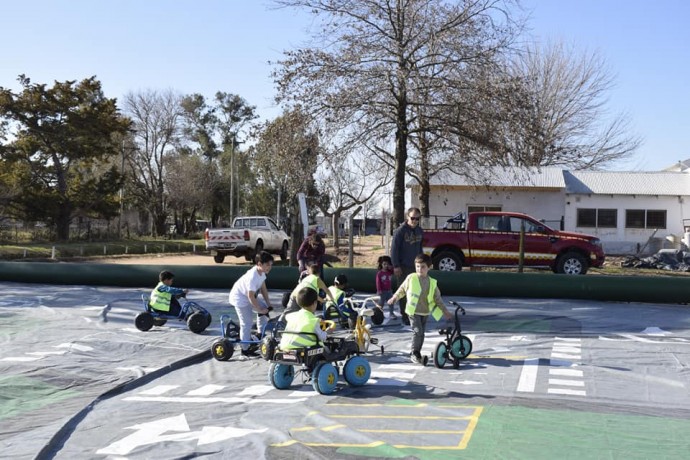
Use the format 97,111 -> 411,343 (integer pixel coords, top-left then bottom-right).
433,342 -> 447,368
354,324 -> 370,353
450,335 -> 473,359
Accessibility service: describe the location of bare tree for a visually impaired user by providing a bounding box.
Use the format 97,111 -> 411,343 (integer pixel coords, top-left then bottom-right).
503,41 -> 641,169
123,89 -> 182,237
271,0 -> 522,225
316,147 -> 391,248
250,107 -> 321,261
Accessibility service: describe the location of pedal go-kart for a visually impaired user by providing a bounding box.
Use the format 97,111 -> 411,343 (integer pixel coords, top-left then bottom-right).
210,308 -> 284,361
134,294 -> 212,334
433,300 -> 473,369
264,323 -> 371,395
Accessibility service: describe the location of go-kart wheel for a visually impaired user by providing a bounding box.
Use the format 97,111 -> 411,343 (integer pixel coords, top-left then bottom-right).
434,342 -> 448,369
211,339 -> 234,361
343,356 -> 371,387
152,317 -> 167,327
371,308 -> 384,326
269,363 -> 294,389
281,292 -> 291,308
187,312 -> 207,334
260,336 -> 276,360
205,313 -> 212,328
450,335 -> 473,359
134,312 -> 154,331
312,362 -> 338,395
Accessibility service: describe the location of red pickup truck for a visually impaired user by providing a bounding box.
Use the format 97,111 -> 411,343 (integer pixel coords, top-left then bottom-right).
424,212 -> 605,275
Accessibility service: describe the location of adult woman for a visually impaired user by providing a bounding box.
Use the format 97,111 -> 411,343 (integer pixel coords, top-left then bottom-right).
297,233 -> 326,276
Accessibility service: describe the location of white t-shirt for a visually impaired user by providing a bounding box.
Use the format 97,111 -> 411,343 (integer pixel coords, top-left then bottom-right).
228,266 -> 266,309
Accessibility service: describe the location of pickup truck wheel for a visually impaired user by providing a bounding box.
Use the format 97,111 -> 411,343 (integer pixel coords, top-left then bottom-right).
254,241 -> 264,259
280,241 -> 288,261
556,252 -> 588,275
213,254 -> 225,264
434,251 -> 462,271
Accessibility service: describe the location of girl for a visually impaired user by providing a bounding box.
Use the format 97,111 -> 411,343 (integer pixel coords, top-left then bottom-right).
376,255 -> 396,319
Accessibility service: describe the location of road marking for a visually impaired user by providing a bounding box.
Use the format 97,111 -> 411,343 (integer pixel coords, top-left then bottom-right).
123,396 -> 307,404
548,378 -> 585,387
547,388 -> 586,396
1,356 -> 42,362
140,385 -> 179,395
187,384 -> 225,396
517,358 -> 539,392
549,368 -> 583,377
236,385 -> 273,397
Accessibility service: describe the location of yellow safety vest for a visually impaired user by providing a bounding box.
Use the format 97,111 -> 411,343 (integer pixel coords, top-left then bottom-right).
327,286 -> 344,305
290,274 -> 320,298
404,275 -> 443,320
150,282 -> 172,312
279,309 -> 321,350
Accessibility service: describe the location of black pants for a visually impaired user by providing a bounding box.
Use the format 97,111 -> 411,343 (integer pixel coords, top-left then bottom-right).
153,298 -> 182,317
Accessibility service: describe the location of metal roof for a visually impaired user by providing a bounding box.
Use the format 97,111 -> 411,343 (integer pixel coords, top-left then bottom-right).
564,170 -> 690,195
428,166 -> 566,188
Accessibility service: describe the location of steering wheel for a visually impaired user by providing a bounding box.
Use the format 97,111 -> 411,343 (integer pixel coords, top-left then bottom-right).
320,320 -> 336,331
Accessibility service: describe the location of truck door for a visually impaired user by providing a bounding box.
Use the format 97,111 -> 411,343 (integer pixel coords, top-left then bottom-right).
468,215 -> 515,265
506,217 -> 554,267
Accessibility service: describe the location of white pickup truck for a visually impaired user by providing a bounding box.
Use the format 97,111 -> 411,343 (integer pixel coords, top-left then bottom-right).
204,216 -> 290,264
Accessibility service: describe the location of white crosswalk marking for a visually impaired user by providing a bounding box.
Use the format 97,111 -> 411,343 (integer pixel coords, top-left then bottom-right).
549,368 -> 583,377
140,385 -> 179,395
187,385 -> 225,396
549,378 -> 585,387
236,385 -> 273,397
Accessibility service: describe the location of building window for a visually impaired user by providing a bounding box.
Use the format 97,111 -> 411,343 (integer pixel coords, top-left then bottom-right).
468,205 -> 502,213
625,209 -> 666,229
576,208 -> 617,228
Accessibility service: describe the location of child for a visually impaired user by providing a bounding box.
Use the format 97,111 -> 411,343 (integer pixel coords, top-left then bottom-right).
279,264 -> 336,322
376,255 -> 395,319
149,270 -> 188,318
228,251 -> 275,357
387,253 -> 453,364
324,274 -> 357,329
279,286 -> 334,350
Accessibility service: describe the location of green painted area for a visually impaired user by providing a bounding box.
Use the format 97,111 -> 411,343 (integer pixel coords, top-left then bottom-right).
473,319 -> 552,333
0,375 -> 79,421
337,403 -> 690,459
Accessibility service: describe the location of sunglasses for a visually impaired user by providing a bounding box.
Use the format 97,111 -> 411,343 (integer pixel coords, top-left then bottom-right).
409,216 -> 420,221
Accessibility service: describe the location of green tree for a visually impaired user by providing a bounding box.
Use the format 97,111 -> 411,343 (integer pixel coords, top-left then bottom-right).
0,75 -> 130,240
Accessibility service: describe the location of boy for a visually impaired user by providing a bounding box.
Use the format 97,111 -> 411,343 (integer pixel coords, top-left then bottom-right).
324,274 -> 357,329
279,264 -> 336,322
279,286 -> 334,350
387,253 -> 453,364
229,251 -> 275,357
150,270 -> 188,318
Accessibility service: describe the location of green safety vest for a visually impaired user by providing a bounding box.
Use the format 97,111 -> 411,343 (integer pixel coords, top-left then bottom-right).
404,275 -> 443,320
150,282 -> 172,312
279,309 -> 320,350
290,274 -> 320,299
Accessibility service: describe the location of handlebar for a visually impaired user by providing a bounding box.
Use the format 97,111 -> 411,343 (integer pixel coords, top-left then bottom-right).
448,300 -> 466,315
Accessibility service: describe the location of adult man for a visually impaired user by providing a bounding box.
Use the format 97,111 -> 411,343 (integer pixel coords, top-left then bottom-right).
390,207 -> 423,325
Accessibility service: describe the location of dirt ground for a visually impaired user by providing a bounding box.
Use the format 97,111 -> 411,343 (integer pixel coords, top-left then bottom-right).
93,235 -> 388,268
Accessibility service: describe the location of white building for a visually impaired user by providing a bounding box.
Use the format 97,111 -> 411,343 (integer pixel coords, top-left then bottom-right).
409,165 -> 690,255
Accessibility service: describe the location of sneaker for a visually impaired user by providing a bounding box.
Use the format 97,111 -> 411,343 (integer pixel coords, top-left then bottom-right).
410,352 -> 422,364
389,313 -> 397,319
241,349 -> 259,357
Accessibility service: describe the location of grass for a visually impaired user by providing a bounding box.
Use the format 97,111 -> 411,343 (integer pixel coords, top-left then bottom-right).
0,238 -> 206,261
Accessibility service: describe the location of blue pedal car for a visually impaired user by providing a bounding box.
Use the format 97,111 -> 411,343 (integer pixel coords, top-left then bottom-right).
134,294 -> 212,334
211,309 -> 283,361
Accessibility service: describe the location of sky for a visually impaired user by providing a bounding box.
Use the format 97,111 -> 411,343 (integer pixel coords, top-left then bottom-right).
1,0 -> 688,172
